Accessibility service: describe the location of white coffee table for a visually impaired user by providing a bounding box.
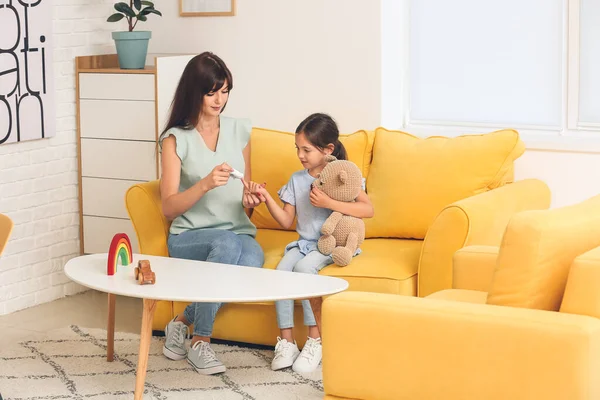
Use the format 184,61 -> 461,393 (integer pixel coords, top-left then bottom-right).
64,253 -> 349,400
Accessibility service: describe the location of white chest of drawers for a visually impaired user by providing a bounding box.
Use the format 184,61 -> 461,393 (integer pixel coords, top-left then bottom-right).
76,55 -> 158,254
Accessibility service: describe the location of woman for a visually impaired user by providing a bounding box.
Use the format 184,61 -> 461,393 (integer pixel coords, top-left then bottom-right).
158,52 -> 264,375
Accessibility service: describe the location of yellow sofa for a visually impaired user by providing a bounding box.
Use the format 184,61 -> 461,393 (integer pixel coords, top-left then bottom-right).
322,195 -> 600,400
125,126 -> 550,346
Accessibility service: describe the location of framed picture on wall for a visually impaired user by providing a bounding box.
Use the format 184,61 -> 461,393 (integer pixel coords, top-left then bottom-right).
180,0 -> 235,16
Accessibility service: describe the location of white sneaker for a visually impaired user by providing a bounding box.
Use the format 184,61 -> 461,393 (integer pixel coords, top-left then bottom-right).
292,337 -> 322,374
162,317 -> 189,361
271,337 -> 300,370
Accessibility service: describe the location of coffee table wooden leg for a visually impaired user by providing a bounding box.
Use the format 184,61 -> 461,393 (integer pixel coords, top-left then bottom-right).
309,297 -> 323,338
134,299 -> 157,400
107,293 -> 116,362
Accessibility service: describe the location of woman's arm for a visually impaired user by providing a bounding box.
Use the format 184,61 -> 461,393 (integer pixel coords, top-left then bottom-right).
310,188 -> 375,219
160,136 -> 230,221
242,141 -> 261,217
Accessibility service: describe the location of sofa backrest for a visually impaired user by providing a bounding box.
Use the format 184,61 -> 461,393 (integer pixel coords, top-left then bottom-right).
249,127 -> 375,230
487,194 -> 600,311
130,127 -> 527,248
364,128 -> 525,239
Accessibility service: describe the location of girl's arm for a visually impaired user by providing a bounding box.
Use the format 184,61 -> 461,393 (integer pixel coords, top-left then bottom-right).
254,185 -> 296,229
310,188 -> 375,219
160,136 -> 230,221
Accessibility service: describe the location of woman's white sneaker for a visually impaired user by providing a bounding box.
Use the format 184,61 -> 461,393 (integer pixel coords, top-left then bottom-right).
271,337 -> 300,370
292,337 -> 322,374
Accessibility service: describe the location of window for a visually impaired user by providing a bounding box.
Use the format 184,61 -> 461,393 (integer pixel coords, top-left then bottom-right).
383,0 -> 600,142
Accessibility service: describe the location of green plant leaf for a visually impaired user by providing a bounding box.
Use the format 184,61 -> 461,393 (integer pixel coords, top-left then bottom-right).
141,1 -> 154,6
141,8 -> 162,16
114,2 -> 136,17
134,0 -> 142,11
107,13 -> 125,22
137,14 -> 148,21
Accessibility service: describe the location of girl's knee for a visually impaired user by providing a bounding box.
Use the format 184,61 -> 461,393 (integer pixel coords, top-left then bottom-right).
294,259 -> 319,275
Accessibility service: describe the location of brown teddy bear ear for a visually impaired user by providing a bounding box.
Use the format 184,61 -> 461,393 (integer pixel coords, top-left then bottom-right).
325,155 -> 337,163
338,170 -> 348,184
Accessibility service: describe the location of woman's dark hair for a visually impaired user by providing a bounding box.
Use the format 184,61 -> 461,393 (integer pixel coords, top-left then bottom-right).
295,113 -> 347,160
160,52 -> 233,138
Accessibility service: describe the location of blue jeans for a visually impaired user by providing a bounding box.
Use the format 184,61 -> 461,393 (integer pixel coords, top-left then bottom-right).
275,247 -> 333,329
167,228 -> 264,337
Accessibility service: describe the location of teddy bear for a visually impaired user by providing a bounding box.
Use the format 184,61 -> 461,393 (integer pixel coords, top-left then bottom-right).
315,156 -> 365,266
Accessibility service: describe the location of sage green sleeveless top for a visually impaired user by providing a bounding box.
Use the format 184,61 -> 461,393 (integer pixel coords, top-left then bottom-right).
159,116 -> 256,237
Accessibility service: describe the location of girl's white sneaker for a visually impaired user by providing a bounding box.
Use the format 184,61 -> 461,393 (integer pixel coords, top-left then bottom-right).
292,337 -> 322,374
271,337 -> 300,370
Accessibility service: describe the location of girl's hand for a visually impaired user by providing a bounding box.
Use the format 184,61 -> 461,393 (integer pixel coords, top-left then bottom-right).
310,186 -> 332,209
250,181 -> 268,203
241,180 -> 265,208
201,163 -> 232,191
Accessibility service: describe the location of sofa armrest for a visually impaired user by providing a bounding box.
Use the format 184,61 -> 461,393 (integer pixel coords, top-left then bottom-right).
323,291 -> 600,400
418,179 -> 550,297
125,180 -> 171,256
452,245 -> 499,292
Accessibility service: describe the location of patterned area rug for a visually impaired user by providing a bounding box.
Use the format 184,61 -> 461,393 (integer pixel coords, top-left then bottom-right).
0,326 -> 323,400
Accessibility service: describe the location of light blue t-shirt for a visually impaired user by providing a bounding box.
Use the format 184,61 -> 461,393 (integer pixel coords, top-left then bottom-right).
159,116 -> 256,237
278,169 -> 365,255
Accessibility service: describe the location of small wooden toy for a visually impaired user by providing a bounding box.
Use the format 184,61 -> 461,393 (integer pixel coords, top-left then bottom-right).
134,260 -> 156,285
107,233 -> 132,275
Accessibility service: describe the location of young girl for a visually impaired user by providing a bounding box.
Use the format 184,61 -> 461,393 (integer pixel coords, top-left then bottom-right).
252,113 -> 374,374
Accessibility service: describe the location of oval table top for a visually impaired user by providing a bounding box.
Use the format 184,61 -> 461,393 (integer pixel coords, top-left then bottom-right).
64,253 -> 349,302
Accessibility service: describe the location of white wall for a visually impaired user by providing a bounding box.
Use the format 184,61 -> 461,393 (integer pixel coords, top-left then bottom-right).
0,0 -> 114,315
515,149 -> 600,208
145,0 -> 381,134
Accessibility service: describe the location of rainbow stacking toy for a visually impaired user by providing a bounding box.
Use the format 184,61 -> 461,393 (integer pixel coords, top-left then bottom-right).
107,233 -> 133,275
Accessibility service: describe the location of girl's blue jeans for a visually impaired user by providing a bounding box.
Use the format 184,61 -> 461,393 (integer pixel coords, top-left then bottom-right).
275,247 -> 333,329
167,228 -> 264,337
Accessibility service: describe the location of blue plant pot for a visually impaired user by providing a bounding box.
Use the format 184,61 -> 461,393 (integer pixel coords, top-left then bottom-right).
112,31 -> 151,69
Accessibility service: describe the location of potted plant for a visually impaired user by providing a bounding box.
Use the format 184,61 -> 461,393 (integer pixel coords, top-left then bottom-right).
107,1 -> 162,69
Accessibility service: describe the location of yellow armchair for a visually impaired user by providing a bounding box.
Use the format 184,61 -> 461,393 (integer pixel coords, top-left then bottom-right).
322,195 -> 600,400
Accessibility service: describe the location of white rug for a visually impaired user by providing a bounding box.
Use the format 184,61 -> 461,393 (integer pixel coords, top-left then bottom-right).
0,326 -> 323,400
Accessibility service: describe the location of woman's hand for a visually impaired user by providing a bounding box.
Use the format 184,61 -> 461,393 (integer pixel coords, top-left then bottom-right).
201,162 -> 232,191
310,186 -> 333,209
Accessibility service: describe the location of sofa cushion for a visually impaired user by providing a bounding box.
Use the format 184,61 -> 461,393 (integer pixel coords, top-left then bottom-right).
560,247 -> 600,318
320,239 -> 422,295
255,229 -> 299,269
487,195 -> 600,311
255,229 -> 421,296
365,128 -> 525,239
250,128 -> 375,230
